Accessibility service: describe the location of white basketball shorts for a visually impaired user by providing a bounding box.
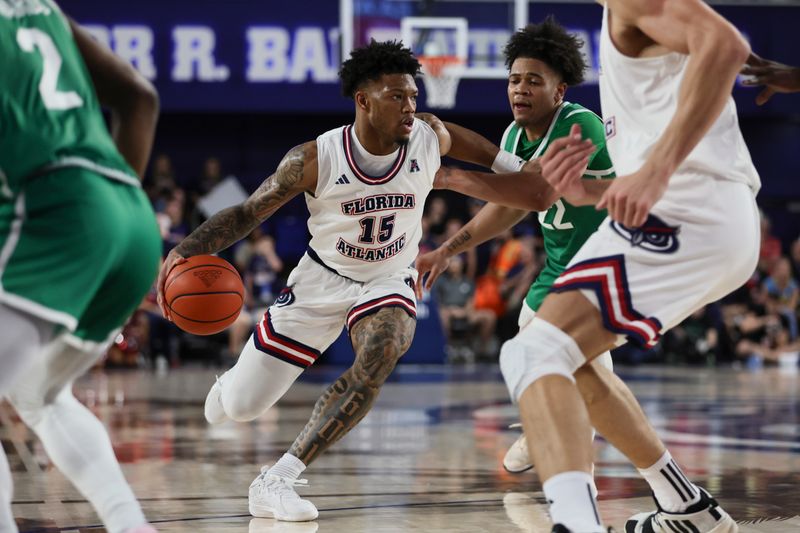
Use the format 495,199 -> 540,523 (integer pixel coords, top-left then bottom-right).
251,251 -> 418,368
550,173 -> 759,348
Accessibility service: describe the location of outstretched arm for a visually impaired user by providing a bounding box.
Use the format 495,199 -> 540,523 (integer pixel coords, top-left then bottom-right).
157,142 -> 318,317
69,18 -> 159,178
436,161 -> 557,212
742,53 -> 800,105
414,203 -> 528,298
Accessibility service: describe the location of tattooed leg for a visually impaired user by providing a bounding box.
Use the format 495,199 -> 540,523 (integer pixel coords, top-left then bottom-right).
289,307 -> 416,465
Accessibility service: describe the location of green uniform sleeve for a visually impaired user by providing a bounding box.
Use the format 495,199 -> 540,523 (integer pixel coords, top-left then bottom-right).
551,107 -> 615,178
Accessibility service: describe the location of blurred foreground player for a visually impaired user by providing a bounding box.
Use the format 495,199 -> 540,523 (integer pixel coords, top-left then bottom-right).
489,0 -> 764,531
1,1 -> 160,531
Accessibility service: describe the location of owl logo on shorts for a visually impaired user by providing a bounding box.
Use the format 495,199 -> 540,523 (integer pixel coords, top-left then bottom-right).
274,286 -> 296,307
610,214 -> 680,254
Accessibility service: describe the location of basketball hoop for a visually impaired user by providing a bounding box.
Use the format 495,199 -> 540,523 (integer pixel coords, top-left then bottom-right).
418,55 -> 464,110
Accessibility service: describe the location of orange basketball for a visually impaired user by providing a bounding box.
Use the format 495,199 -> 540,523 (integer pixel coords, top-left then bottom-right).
164,255 -> 244,335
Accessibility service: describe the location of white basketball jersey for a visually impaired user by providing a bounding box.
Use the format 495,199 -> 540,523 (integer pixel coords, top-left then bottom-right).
598,6 -> 760,193
306,119 -> 440,282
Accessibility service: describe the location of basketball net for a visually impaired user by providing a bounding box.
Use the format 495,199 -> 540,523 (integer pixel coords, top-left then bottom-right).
418,56 -> 464,109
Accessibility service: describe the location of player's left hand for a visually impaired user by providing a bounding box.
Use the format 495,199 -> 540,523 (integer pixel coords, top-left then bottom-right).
596,169 -> 667,228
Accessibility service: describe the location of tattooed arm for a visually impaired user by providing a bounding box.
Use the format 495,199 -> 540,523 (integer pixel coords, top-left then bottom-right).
413,203 -> 528,298
289,307 -> 416,464
156,142 -> 318,317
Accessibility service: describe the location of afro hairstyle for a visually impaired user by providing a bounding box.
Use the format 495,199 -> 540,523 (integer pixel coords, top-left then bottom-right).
339,39 -> 421,98
503,16 -> 587,86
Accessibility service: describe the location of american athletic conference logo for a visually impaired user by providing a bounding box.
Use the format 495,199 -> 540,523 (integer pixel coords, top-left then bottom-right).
610,214 -> 680,254
274,286 -> 295,307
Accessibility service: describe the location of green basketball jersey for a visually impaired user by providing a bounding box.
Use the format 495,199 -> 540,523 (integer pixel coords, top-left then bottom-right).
500,102 -> 615,311
0,0 -> 138,197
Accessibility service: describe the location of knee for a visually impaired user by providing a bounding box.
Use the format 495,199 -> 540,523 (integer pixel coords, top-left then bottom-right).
499,319 -> 585,402
222,394 -> 265,422
9,387 -> 74,429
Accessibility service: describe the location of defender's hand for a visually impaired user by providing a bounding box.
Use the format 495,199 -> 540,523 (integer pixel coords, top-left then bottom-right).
741,55 -> 800,105
414,248 -> 450,300
540,124 -> 595,195
157,249 -> 188,320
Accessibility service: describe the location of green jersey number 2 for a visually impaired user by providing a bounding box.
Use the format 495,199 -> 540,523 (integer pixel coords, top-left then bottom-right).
538,199 -> 574,230
17,27 -> 83,110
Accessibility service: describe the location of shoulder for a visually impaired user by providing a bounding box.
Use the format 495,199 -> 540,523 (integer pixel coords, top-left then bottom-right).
500,121 -> 520,150
557,103 -> 606,142
316,125 -> 347,145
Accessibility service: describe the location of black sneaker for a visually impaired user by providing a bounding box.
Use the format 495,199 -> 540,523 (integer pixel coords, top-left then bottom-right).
625,488 -> 737,533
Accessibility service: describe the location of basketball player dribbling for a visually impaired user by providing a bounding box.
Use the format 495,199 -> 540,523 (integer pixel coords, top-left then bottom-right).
156,40 -> 554,522
1,1 -> 161,531
481,0 -> 771,531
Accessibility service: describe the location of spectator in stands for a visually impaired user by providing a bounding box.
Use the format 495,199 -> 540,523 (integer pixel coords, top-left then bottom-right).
146,153 -> 178,209
474,230 -> 536,328
758,210 -> 782,275
728,288 -> 790,365
790,238 -> 800,282
156,189 -> 189,256
228,227 -> 285,358
434,254 -> 496,360
661,305 -> 720,365
426,196 -> 448,245
762,256 -> 799,339
442,218 -> 477,281
188,156 -> 225,229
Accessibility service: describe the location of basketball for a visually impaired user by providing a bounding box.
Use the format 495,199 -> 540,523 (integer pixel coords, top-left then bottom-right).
164,255 -> 244,335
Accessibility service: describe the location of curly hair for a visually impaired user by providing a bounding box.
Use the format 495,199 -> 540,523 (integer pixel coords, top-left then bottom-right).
339,40 -> 421,98
503,16 -> 586,86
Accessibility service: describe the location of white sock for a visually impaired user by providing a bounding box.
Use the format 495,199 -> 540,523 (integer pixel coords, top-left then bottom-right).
638,451 -> 700,512
268,453 -> 306,480
8,338 -> 146,533
544,471 -> 605,533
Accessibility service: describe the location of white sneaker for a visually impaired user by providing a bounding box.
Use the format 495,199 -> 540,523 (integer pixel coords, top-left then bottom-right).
625,488 -> 738,533
204,373 -> 228,424
503,424 -> 533,473
249,466 -> 319,522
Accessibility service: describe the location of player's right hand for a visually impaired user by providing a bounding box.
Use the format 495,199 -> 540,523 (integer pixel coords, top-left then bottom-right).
741,55 -> 800,105
413,248 -> 450,300
157,249 -> 188,320
540,123 -> 595,195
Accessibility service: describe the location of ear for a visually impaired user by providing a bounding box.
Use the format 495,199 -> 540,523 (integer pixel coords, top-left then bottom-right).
355,90 -> 370,111
554,82 -> 567,105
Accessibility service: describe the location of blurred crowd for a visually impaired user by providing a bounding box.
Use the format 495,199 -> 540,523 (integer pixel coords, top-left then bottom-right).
105,154 -> 800,371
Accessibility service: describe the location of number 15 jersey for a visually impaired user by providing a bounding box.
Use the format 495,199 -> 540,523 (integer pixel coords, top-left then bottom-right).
306,119 -> 440,283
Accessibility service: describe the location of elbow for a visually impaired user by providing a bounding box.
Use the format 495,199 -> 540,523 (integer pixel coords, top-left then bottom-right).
710,26 -> 750,67
130,78 -> 160,118
725,36 -> 750,67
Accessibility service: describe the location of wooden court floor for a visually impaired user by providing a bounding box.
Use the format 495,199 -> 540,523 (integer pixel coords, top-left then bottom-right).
4,364 -> 800,532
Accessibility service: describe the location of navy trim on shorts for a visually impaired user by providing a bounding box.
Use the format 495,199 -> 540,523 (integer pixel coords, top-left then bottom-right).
306,247 -> 362,284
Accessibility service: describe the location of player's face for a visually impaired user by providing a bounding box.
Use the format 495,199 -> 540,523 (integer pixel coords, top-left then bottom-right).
361,73 -> 418,145
507,57 -> 566,128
